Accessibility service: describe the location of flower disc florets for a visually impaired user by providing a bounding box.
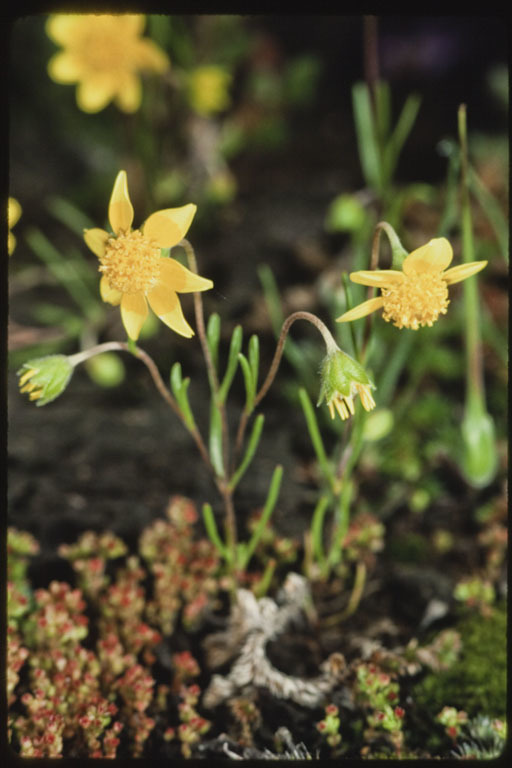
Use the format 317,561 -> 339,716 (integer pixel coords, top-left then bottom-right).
381,271 -> 449,329
99,230 -> 161,295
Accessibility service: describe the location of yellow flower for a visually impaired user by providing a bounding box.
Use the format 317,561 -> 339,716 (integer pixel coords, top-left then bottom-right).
187,65 -> 232,116
337,238 -> 487,330
46,14 -> 169,113
84,171 -> 213,341
8,197 -> 22,255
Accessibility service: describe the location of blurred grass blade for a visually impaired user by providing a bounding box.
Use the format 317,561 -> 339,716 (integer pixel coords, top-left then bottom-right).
469,166 -> 509,263
352,81 -> 382,193
46,195 -> 94,236
25,228 -> 97,315
385,92 -> 421,181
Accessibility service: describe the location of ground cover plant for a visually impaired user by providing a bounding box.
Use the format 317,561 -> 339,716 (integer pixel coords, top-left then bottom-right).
7,13 -> 508,761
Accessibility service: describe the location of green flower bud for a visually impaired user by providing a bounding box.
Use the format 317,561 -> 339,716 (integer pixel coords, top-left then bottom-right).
17,355 -> 74,406
317,348 -> 376,421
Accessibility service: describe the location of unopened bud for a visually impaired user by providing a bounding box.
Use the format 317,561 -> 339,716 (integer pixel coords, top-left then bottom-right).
17,355 -> 74,406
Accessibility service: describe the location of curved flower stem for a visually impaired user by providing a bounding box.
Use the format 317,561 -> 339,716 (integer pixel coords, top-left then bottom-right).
69,340 -> 214,474
235,311 -> 337,461
180,238 -> 236,552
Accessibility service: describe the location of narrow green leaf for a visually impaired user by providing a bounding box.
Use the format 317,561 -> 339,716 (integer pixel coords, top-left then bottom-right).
206,313 -> 221,374
238,353 -> 255,412
219,324 -> 242,403
248,334 -> 259,390
239,464 -> 283,569
298,387 -> 335,489
202,503 -> 230,561
209,400 -> 225,477
310,495 -> 329,572
469,165 -> 509,262
229,413 -> 265,491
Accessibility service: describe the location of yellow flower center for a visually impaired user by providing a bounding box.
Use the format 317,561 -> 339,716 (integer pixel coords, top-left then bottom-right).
99,230 -> 161,294
74,29 -> 134,74
381,272 -> 449,330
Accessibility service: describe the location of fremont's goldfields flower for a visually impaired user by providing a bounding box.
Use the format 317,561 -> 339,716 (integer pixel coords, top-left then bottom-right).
84,171 -> 213,341
318,348 -> 376,422
337,238 -> 487,330
186,65 -> 232,116
46,14 -> 169,113
18,355 -> 74,406
8,197 -> 22,255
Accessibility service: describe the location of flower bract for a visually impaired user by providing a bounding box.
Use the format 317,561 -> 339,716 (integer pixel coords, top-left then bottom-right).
337,238 -> 487,330
84,170 -> 213,341
317,348 -> 376,422
18,355 -> 74,406
8,197 -> 22,255
46,14 -> 170,113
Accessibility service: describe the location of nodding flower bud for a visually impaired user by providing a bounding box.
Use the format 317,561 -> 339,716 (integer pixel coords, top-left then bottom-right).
17,355 -> 74,406
317,347 -> 376,422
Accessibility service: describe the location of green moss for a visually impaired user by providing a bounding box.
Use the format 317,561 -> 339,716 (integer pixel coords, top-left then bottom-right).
413,602 -> 506,720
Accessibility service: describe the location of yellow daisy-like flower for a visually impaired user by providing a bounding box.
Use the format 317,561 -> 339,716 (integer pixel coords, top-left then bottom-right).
84,170 -> 213,341
187,65 -> 232,117
337,238 -> 487,330
8,197 -> 22,255
46,14 -> 170,113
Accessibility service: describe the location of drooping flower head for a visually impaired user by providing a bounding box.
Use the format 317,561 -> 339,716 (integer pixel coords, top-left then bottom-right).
8,197 -> 22,255
84,171 -> 213,341
317,348 -> 376,422
18,355 -> 75,406
337,238 -> 487,330
46,14 -> 170,113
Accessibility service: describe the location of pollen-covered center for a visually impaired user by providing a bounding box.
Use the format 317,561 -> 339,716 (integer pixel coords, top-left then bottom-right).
381,271 -> 449,330
99,230 -> 161,294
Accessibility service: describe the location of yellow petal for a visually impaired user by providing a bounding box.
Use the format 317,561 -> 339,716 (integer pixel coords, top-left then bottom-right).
47,51 -> 84,83
147,284 -> 194,338
109,171 -> 134,235
45,14 -> 82,45
443,260 -> 488,285
84,228 -> 110,258
336,297 -> 385,322
142,204 -> 197,248
8,198 -> 22,228
120,292 -> 148,340
349,269 -> 404,287
403,237 -> 453,275
114,74 -> 142,113
100,276 -> 122,306
159,258 -> 213,294
116,14 -> 146,36
76,76 -> 116,113
136,39 -> 170,73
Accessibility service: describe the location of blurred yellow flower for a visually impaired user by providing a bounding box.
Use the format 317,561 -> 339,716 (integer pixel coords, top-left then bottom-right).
337,238 -> 487,330
187,65 -> 232,116
8,197 -> 22,255
84,171 -> 213,340
46,14 -> 169,113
